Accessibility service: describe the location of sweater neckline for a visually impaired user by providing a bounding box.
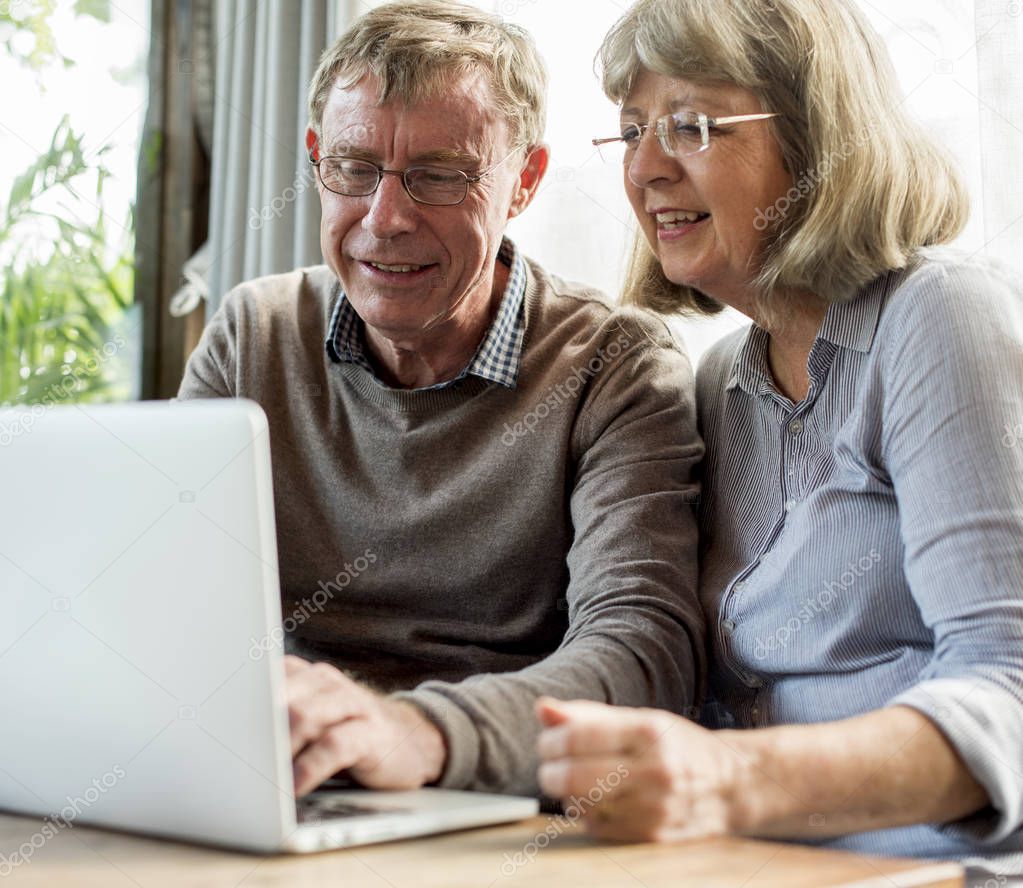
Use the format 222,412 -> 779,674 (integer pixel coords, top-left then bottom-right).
337,362 -> 495,411
331,264 -> 544,413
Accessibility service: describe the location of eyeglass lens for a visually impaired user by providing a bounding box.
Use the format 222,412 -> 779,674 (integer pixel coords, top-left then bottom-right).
596,112 -> 709,163
317,158 -> 470,205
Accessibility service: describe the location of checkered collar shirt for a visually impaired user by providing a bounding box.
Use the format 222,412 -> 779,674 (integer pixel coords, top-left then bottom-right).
325,237 -> 526,391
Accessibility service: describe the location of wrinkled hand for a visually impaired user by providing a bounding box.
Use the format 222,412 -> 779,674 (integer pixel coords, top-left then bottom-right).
286,655 -> 446,797
536,697 -> 755,842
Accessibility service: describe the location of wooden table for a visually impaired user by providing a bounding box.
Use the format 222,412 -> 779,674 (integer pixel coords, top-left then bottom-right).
0,812 -> 963,887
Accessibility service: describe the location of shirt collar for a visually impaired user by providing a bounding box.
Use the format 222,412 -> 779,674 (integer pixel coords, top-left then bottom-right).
816,269 -> 896,354
727,324 -> 772,396
325,236 -> 526,390
726,266 -> 907,394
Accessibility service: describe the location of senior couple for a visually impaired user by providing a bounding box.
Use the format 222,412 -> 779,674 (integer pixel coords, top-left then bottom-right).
179,0 -> 1023,882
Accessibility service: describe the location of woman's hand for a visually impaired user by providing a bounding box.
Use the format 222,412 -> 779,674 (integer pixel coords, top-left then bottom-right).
535,697 -> 756,842
537,698 -> 991,843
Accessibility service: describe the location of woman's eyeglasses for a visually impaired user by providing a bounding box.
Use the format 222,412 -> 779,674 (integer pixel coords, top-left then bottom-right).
593,111 -> 779,161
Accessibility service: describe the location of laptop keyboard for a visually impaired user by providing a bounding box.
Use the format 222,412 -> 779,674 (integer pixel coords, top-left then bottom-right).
297,795 -> 409,824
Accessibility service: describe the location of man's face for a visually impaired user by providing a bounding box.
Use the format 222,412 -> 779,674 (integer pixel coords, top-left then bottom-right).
309,71 -> 530,344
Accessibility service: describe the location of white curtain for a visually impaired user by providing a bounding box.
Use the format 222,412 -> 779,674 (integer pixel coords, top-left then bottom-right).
855,0 -> 1023,264
195,0 -> 371,315
974,0 -> 1023,266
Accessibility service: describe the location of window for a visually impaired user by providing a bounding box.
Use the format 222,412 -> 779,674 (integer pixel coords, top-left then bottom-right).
0,1 -> 147,407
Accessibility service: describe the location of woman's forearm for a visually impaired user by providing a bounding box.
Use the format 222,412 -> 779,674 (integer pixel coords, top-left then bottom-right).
726,705 -> 990,838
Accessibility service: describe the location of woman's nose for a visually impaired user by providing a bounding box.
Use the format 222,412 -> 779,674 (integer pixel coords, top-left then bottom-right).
627,127 -> 683,189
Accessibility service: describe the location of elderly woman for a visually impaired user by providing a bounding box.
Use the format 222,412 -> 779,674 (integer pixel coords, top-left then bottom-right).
535,0 -> 1023,881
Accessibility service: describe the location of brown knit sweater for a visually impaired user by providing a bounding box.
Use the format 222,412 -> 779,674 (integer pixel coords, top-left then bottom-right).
177,256 -> 704,795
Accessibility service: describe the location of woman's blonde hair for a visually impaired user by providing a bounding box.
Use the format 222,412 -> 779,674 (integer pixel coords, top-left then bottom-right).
308,0 -> 548,149
599,0 -> 969,315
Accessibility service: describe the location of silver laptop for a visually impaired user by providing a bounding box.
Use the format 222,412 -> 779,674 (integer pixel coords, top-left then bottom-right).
0,399 -> 537,853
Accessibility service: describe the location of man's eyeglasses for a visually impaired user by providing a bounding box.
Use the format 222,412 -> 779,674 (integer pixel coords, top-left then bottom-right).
309,146 -> 523,206
593,111 -> 780,161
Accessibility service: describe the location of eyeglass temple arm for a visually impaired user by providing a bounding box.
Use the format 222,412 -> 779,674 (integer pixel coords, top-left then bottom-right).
711,112 -> 780,125
590,112 -> 778,146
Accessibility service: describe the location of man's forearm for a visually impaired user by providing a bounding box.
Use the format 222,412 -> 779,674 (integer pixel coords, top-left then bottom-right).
399,627 -> 697,795
726,705 -> 990,838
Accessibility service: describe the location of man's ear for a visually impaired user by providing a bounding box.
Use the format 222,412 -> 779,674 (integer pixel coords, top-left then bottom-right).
305,127 -> 320,162
508,144 -> 550,220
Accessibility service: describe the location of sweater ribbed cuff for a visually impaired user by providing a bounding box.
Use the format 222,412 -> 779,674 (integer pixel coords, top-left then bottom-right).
391,688 -> 480,790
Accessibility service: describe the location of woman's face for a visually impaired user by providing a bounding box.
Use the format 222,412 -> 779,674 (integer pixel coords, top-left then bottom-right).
622,69 -> 792,305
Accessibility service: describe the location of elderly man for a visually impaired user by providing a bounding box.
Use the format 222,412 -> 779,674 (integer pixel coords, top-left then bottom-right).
178,0 -> 703,798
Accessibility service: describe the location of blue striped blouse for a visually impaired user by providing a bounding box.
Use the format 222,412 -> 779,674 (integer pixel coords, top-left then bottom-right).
695,247 -> 1023,881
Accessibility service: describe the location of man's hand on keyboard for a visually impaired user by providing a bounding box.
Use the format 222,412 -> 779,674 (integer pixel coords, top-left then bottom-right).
285,655 -> 447,797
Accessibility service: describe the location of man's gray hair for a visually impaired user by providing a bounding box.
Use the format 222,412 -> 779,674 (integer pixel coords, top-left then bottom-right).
308,0 -> 548,148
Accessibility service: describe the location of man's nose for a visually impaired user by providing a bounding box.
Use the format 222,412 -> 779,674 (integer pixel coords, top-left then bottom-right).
361,171 -> 419,238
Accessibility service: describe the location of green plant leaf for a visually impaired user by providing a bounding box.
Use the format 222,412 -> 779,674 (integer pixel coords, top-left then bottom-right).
74,0 -> 112,24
